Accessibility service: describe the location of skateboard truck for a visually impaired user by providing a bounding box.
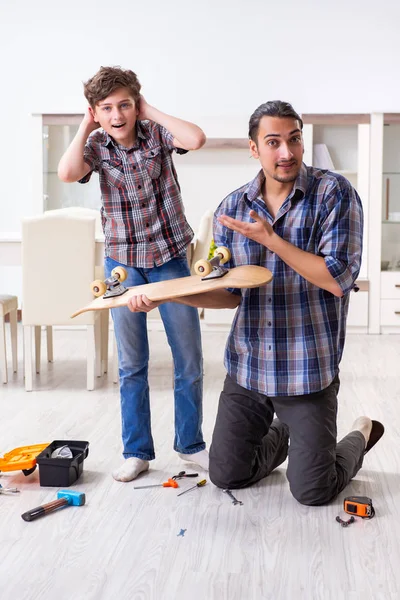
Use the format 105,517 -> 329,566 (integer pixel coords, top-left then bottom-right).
90,266 -> 129,299
194,246 -> 232,281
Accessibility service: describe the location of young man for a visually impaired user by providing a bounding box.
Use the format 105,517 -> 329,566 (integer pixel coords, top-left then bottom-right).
129,100 -> 384,505
58,66 -> 208,482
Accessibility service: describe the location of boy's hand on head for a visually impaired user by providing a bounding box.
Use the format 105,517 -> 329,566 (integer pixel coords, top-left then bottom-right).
81,106 -> 100,133
137,95 -> 151,121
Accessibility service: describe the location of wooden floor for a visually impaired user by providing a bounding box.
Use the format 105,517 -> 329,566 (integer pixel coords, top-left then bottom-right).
0,327 -> 399,600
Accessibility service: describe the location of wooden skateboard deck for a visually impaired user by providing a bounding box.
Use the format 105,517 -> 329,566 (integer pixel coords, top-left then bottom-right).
71,265 -> 272,318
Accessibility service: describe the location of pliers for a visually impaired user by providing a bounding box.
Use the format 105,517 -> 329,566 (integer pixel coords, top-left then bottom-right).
172,471 -> 198,480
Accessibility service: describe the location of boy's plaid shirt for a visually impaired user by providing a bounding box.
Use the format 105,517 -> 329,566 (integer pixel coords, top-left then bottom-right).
79,120 -> 193,267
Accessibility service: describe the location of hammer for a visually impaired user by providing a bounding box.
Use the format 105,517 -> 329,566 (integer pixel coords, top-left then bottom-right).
21,490 -> 85,522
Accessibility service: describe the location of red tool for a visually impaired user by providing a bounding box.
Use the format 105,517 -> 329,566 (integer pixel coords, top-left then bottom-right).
133,478 -> 179,489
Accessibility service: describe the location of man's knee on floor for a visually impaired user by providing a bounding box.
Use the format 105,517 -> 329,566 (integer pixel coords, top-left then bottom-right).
209,460 -> 250,489
289,482 -> 335,506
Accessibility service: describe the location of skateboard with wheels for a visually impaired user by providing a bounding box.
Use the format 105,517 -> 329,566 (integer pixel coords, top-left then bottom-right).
71,247 -> 273,318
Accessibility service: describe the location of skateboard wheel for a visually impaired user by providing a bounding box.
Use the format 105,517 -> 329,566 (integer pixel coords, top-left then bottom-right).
90,280 -> 107,297
214,246 -> 231,264
111,266 -> 128,282
194,259 -> 213,276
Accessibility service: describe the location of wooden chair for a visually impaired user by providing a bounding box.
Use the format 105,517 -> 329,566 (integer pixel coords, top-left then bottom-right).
22,214 -> 102,391
0,294 -> 18,383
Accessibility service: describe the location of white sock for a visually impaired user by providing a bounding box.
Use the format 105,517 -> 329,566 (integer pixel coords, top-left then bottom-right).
351,416 -> 373,448
178,449 -> 209,471
112,457 -> 149,482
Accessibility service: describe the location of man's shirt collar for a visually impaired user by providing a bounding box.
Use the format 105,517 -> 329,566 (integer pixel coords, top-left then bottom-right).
245,163 -> 308,204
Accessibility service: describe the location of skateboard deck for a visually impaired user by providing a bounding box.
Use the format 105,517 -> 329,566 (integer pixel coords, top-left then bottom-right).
71,265 -> 272,318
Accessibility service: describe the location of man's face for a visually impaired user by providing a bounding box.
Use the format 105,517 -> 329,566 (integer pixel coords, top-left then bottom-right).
249,116 -> 304,184
92,87 -> 138,146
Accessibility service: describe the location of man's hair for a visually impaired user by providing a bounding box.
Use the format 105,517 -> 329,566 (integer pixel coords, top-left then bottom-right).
248,100 -> 303,143
83,66 -> 141,108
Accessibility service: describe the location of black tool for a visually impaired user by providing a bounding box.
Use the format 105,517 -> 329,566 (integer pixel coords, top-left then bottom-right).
336,515 -> 356,528
172,471 -> 198,480
223,489 -> 243,506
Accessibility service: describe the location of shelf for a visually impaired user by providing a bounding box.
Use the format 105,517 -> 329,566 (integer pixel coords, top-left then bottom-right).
204,138 -> 248,149
382,220 -> 400,224
302,114 -> 370,125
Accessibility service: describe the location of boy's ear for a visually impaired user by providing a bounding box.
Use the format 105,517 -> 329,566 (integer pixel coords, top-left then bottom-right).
89,106 -> 99,123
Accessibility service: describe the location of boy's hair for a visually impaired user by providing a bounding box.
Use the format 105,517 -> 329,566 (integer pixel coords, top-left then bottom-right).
248,100 -> 303,143
83,66 -> 141,108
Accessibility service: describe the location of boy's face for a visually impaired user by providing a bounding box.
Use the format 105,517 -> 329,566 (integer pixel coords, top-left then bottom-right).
249,116 -> 304,184
92,87 -> 138,147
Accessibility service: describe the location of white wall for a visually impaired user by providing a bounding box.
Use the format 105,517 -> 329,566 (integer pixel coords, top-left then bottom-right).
1,0 -> 400,235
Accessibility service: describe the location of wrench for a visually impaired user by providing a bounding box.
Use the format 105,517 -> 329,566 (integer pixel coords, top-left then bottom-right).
223,489 -> 243,505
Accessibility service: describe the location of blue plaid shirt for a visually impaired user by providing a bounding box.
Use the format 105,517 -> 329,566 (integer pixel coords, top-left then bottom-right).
214,164 -> 363,397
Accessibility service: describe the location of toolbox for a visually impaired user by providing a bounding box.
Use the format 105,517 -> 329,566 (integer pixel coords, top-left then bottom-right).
36,440 -> 89,487
0,444 -> 49,475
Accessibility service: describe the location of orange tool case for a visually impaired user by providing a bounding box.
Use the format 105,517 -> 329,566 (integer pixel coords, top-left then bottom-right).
0,444 -> 49,475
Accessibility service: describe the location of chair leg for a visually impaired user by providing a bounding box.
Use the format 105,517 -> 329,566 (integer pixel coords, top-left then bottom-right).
101,310 -> 109,374
0,315 -> 7,384
24,325 -> 33,391
46,326 -> 53,362
10,308 -> 18,373
35,326 -> 41,374
95,317 -> 102,378
86,325 -> 95,391
113,333 -> 119,384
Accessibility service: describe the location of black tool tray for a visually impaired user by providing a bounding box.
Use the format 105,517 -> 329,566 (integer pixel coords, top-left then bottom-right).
36,440 -> 89,487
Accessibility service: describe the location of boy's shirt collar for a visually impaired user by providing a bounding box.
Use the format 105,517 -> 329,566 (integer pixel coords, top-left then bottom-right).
101,121 -> 147,149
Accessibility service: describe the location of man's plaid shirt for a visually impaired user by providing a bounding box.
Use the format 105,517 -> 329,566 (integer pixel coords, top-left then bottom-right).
79,120 -> 193,267
214,164 -> 363,397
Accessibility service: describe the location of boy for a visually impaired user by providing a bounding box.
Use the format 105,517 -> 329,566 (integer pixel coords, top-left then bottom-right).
58,66 -> 208,481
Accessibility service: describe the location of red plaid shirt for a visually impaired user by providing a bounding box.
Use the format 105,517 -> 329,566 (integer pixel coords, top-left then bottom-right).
79,120 -> 193,267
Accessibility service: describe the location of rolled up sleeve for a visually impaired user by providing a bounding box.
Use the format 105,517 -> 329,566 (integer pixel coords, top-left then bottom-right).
78,136 -> 100,184
318,178 -> 363,295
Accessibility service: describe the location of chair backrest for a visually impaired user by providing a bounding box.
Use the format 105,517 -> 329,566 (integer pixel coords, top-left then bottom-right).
43,207 -> 103,237
190,210 -> 214,274
22,214 -> 97,326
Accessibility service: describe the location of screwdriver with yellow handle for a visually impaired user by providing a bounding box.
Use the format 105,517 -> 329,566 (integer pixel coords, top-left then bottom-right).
133,478 -> 179,489
177,479 -> 207,496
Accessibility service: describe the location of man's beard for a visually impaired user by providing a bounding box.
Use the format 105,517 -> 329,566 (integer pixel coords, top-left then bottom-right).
271,161 -> 300,183
273,173 -> 298,183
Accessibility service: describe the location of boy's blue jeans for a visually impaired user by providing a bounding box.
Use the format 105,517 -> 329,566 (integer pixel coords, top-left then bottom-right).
105,256 -> 205,460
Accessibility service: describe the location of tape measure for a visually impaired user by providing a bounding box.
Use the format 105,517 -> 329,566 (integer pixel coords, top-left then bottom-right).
344,496 -> 375,519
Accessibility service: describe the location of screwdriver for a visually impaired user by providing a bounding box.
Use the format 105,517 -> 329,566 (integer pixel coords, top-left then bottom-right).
0,484 -> 20,494
177,479 -> 207,496
133,478 -> 179,489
